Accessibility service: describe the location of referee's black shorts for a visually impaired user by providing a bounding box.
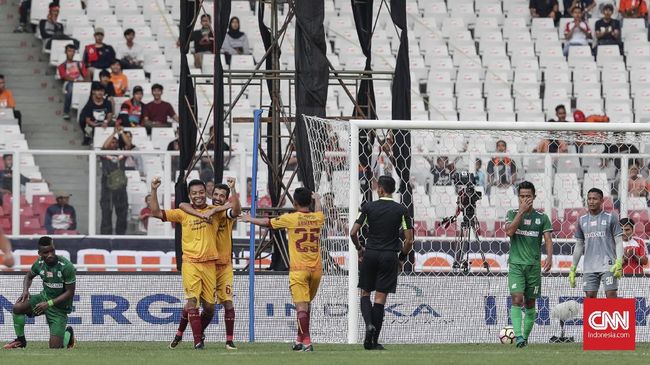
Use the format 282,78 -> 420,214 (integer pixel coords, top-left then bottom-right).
358,249 -> 399,294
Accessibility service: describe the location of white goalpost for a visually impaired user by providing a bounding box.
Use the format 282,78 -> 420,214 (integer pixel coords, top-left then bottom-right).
305,117 -> 650,344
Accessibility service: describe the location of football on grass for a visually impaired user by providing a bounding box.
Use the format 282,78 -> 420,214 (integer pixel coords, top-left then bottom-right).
499,326 -> 515,344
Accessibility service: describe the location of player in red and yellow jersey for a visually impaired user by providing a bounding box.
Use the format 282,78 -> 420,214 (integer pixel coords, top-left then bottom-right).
149,178 -> 230,350
176,177 -> 241,350
240,187 -> 324,352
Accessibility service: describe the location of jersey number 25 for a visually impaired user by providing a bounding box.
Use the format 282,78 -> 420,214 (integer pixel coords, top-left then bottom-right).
294,228 -> 320,253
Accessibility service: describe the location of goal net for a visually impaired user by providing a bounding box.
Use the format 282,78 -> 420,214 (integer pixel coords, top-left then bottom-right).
303,116 -> 650,344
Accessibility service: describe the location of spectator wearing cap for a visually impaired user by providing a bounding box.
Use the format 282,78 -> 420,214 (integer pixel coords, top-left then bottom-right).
109,60 -> 128,97
118,86 -> 144,127
0,75 -> 22,129
58,44 -> 88,120
39,2 -> 78,51
619,0 -> 648,18
563,7 -> 592,57
222,16 -> 251,65
143,84 -> 179,134
83,27 -> 116,75
44,192 -> 77,234
620,218 -> 648,274
595,4 -> 622,54
99,70 -> 116,98
191,14 -> 214,68
115,28 -> 144,70
79,82 -> 113,145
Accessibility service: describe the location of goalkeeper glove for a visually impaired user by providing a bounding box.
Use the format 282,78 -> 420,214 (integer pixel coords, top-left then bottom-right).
610,259 -> 623,279
568,265 -> 577,288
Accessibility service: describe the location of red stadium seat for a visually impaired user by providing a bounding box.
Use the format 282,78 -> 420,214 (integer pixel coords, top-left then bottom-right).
20,217 -> 43,235
413,220 -> 428,236
603,197 -> 615,212
32,194 -> 56,225
19,206 -> 36,218
628,210 -> 650,225
0,217 -> 9,232
564,208 -> 587,223
493,221 -> 506,237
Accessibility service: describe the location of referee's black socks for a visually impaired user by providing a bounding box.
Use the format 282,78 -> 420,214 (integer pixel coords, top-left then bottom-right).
371,303 -> 385,342
360,296 -> 373,326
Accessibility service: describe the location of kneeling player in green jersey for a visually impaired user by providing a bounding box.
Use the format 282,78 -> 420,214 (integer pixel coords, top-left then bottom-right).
4,236 -> 76,349
505,182 -> 553,348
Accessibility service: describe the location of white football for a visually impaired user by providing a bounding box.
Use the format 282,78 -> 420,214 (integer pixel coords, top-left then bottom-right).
499,326 -> 515,344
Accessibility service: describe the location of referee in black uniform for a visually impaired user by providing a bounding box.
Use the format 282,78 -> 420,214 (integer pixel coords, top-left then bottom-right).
350,175 -> 414,350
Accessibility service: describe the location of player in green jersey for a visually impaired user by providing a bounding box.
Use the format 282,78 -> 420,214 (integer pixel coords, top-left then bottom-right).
4,236 -> 76,349
504,181 -> 553,348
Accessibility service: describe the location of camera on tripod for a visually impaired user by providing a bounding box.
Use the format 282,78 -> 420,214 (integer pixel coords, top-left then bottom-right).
452,171 -> 482,220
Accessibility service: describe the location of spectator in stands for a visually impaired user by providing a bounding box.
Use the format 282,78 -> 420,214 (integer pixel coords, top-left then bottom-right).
109,60 -> 128,97
619,0 -> 648,18
13,0 -> 31,33
427,156 -> 453,186
487,140 -> 518,192
39,2 -> 78,51
563,7 -> 592,57
0,75 -> 22,129
222,17 -> 251,65
620,218 -> 648,274
595,4 -> 622,54
79,83 -> 113,145
118,85 -> 143,127
119,130 -> 143,174
548,104 -> 568,123
191,14 -> 214,68
564,0 -> 596,17
139,194 -> 152,230
43,192 -> 77,234
0,154 -> 42,201
99,70 -> 116,98
205,180 -> 215,199
323,192 -> 346,236
603,141 -> 641,172
58,44 -> 88,120
246,177 -> 253,205
83,28 -> 116,76
115,28 -> 144,70
474,158 -> 487,192
530,0 -> 560,26
167,131 -> 180,177
627,164 -> 648,197
100,127 -> 128,235
143,84 -> 178,133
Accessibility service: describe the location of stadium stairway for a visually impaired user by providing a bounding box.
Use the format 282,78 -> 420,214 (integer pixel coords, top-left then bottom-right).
1,0 -> 90,234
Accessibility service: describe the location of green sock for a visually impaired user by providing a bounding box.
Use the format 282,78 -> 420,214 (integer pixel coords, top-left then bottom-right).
63,331 -> 71,347
524,307 -> 537,340
13,314 -> 26,337
510,305 -> 523,338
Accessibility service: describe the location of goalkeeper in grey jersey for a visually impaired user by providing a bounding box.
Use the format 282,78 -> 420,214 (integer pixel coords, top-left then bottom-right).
569,188 -> 624,298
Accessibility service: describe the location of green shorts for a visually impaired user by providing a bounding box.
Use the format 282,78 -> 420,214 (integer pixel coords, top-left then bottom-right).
508,263 -> 542,299
28,292 -> 69,338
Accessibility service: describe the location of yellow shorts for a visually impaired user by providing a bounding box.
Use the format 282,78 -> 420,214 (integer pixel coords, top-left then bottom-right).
215,264 -> 234,304
182,261 -> 217,305
289,270 -> 322,303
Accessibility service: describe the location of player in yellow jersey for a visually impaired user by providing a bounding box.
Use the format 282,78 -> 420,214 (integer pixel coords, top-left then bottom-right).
174,177 -> 241,350
149,178 -> 230,350
240,187 -> 324,352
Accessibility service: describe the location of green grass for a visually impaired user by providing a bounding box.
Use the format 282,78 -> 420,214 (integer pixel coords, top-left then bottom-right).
3,342 -> 650,365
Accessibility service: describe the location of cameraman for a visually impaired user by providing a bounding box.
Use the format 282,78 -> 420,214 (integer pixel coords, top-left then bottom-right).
487,140 -> 517,193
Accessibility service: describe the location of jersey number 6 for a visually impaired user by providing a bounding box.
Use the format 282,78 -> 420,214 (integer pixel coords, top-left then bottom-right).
294,228 -> 320,253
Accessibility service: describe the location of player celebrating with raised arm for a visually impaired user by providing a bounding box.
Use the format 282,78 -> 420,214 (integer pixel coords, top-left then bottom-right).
504,181 -> 553,348
240,187 -> 324,352
569,188 -> 624,298
4,236 -> 76,349
172,177 -> 241,350
149,178 -> 230,350
349,175 -> 414,351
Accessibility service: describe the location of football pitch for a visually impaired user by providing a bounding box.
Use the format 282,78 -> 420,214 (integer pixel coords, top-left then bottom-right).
3,342 -> 650,365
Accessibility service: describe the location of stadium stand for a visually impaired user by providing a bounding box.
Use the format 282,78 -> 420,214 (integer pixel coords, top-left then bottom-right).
0,0 -> 648,274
